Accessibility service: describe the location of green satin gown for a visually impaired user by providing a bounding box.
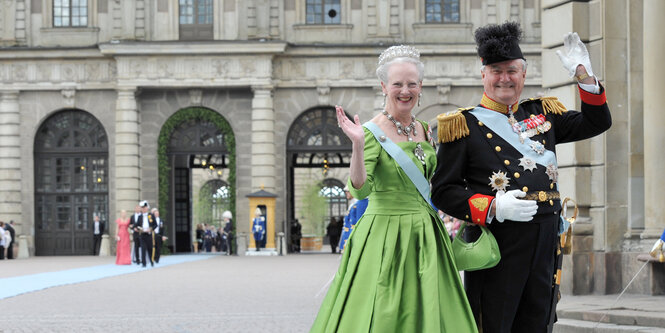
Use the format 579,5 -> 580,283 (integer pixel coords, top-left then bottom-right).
311,123 -> 478,333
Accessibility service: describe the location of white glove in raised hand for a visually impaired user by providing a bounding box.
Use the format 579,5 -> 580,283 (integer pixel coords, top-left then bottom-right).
495,190 -> 538,223
555,32 -> 594,78
650,239 -> 665,262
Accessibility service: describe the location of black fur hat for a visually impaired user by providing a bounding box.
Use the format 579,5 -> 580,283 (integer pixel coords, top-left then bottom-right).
474,21 -> 524,65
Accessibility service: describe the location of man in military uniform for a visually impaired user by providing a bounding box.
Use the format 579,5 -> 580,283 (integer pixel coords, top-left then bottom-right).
338,186 -> 368,253
431,22 -> 611,333
137,201 -> 157,267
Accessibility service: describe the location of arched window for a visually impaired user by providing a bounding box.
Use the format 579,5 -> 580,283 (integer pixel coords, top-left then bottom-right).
319,178 -> 347,220
34,110 -> 108,255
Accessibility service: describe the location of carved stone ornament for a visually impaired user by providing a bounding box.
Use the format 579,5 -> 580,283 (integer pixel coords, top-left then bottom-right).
61,88 -> 76,107
317,85 -> 330,105
189,89 -> 203,106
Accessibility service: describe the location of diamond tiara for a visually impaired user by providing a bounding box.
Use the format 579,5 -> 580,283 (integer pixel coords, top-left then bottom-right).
378,45 -> 421,66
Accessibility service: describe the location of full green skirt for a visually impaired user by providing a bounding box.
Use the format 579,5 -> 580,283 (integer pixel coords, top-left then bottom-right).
310,195 -> 478,332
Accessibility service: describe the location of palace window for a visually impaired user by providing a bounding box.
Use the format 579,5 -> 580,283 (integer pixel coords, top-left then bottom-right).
306,0 -> 341,24
179,0 -> 214,40
53,0 -> 88,27
425,0 -> 460,23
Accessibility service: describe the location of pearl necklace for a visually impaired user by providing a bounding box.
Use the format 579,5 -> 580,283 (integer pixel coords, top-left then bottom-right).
382,110 -> 417,142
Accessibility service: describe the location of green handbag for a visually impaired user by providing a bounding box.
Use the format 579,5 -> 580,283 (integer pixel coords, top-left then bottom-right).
452,222 -> 501,271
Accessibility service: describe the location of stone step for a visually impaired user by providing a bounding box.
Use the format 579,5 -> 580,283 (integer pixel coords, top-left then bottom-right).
557,308 -> 665,328
553,318 -> 665,333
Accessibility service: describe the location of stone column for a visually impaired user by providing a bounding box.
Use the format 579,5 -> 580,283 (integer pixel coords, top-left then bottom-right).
250,86 -> 276,192
0,91 -> 22,227
115,88 -> 141,217
642,0 -> 665,239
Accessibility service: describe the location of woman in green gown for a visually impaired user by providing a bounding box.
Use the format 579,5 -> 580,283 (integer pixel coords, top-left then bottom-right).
310,45 -> 477,332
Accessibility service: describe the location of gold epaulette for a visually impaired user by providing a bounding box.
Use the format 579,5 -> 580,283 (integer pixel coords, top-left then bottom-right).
522,96 -> 568,115
437,107 -> 472,143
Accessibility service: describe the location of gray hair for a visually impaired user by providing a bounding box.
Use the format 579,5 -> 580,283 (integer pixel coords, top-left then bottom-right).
481,59 -> 528,73
376,57 -> 425,84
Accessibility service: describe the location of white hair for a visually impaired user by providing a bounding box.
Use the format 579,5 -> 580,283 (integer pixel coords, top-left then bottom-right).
376,57 -> 425,84
222,211 -> 232,219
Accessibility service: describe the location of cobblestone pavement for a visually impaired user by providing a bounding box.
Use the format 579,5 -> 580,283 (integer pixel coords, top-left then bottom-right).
0,254 -> 341,333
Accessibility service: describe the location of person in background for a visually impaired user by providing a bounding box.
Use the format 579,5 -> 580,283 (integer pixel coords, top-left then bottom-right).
92,214 -> 105,256
4,220 -> 15,259
0,221 -> 6,260
326,217 -> 342,254
195,224 -> 204,253
338,186 -> 369,253
137,200 -> 156,267
152,208 -> 166,264
129,205 -> 142,265
252,208 -> 266,251
290,218 -> 302,253
115,210 -> 131,265
221,211 -> 233,255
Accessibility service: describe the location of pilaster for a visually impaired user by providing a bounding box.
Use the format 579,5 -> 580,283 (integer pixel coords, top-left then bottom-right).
251,86 -> 276,192
114,88 -> 141,216
641,0 -> 665,239
0,91 -> 22,229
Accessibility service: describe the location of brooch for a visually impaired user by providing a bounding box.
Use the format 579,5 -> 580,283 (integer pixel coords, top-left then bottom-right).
414,143 -> 426,165
518,157 -> 537,172
489,171 -> 510,192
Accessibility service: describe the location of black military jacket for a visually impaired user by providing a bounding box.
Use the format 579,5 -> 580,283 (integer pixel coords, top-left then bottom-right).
431,86 -> 611,225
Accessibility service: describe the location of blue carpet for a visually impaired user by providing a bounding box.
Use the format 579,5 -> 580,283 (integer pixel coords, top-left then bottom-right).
0,254 -> 216,300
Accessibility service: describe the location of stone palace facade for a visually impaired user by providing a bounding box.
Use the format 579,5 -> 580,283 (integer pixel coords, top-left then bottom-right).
0,0 -> 663,295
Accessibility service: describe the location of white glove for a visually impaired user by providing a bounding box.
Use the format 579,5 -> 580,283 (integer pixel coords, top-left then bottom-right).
650,239 -> 665,261
495,190 -> 538,222
555,32 -> 594,78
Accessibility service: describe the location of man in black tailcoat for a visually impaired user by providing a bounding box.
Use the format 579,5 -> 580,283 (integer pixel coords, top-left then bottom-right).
129,204 -> 142,265
431,22 -> 611,333
137,201 -> 157,267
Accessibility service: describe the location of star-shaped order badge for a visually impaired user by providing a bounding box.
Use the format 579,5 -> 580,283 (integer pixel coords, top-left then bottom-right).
518,157 -> 537,172
489,171 -> 510,192
530,141 -> 546,155
546,164 -> 559,183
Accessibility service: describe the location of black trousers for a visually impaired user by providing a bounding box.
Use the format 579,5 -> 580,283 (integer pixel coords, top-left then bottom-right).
464,216 -> 558,333
6,239 -> 14,259
93,234 -> 102,255
139,233 -> 153,266
133,233 -> 141,263
0,245 -> 4,259
154,235 -> 162,263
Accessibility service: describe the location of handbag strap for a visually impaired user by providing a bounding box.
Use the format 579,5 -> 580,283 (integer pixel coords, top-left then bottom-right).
363,121 -> 430,204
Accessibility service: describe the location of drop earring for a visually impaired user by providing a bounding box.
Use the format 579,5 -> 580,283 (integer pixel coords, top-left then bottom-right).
382,93 -> 386,108
417,92 -> 422,107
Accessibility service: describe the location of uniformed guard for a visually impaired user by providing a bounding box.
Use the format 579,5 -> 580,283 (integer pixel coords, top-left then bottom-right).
252,207 -> 266,251
431,22 -> 611,333
650,229 -> 665,262
338,186 -> 368,252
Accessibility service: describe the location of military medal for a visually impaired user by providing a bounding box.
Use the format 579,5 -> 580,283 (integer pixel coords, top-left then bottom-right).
413,143 -> 426,165
518,157 -> 537,172
489,171 -> 510,192
546,164 -> 559,183
510,113 -> 551,143
530,141 -> 546,155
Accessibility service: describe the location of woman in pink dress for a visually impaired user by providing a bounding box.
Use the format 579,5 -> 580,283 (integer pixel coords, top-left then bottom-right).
115,210 -> 132,265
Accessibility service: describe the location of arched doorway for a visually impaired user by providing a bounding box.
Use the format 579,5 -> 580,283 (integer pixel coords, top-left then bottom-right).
286,107 -> 352,249
196,179 -> 231,227
158,107 -> 235,253
34,110 -> 109,256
